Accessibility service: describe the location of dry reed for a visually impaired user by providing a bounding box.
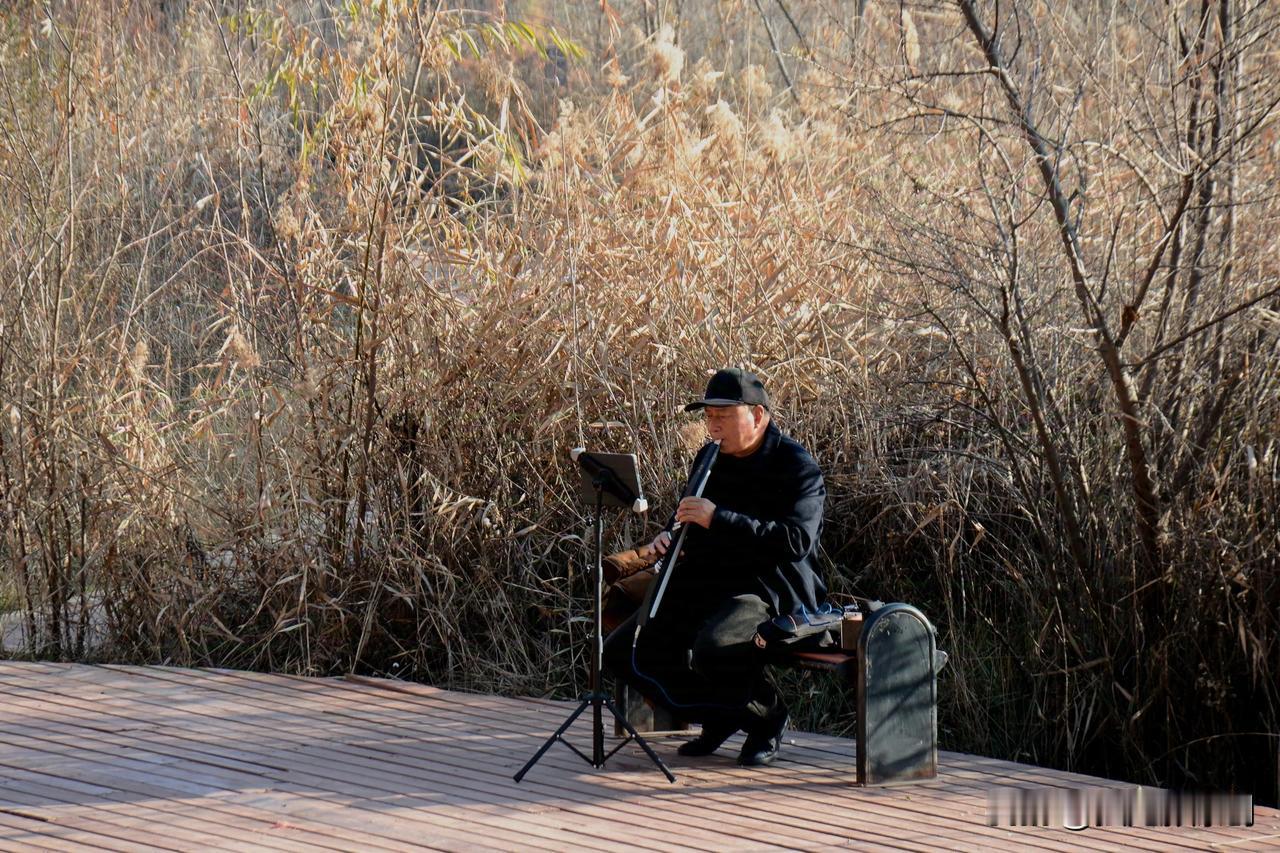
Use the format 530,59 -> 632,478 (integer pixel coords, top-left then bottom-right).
1,0 -> 1276,804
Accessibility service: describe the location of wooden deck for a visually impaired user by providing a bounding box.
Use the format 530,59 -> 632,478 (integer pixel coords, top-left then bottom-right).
0,662 -> 1276,851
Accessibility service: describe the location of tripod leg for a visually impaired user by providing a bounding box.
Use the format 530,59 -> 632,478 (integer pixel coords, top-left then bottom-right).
593,694 -> 605,766
604,697 -> 676,783
513,699 -> 591,783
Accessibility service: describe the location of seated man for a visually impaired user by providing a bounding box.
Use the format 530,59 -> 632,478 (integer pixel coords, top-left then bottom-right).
603,368 -> 826,767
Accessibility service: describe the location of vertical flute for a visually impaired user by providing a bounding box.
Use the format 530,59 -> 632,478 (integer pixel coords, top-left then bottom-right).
636,439 -> 721,630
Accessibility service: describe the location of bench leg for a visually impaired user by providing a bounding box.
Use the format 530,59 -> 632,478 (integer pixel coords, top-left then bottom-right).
857,604 -> 939,785
612,681 -> 688,736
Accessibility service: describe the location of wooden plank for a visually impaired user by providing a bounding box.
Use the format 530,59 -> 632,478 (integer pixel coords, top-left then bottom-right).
114,665 -> 1074,852
103,666 -> 972,851
30,666 -> 1280,850
0,770 -> 361,853
3,662 -> 1276,853
0,804 -> 168,853
300,673 -> 1095,851
0,676 -> 829,850
0,673 -> 697,852
189,666 -> 1177,850
0,783 -> 300,853
325,671 -> 1280,852
762,732 -> 1192,850
940,753 -> 1272,849
0,686 -> 545,850
45,665 -> 946,852
11,787 -> 419,853
0,809 -> 100,851
738,735 -> 1266,853
0,734 -> 606,853
10,666 -> 803,845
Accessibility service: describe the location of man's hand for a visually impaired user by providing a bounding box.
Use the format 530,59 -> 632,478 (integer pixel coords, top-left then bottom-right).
642,530 -> 672,563
640,496 -> 716,563
675,497 -> 716,529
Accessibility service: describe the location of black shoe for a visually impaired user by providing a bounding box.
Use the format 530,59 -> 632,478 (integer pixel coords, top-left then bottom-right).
737,714 -> 787,767
677,723 -> 737,757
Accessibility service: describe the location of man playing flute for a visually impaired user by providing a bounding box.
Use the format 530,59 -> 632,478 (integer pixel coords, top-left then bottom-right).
603,368 -> 827,767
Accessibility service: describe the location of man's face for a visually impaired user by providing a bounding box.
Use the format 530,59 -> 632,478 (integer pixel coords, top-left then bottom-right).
703,404 -> 767,456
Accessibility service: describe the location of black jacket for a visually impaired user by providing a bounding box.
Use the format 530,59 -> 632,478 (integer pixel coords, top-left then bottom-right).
670,422 -> 827,617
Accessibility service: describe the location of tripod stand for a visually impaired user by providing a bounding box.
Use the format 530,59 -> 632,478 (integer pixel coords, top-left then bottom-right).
514,450 -> 675,783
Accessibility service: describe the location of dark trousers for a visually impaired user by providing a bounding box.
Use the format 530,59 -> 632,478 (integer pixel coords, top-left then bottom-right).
602,592 -> 785,735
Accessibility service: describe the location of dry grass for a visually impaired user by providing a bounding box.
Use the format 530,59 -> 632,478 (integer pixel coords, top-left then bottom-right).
1,0 -> 1277,803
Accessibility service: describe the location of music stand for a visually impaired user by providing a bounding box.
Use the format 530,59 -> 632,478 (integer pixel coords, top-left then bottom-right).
513,449 -> 676,783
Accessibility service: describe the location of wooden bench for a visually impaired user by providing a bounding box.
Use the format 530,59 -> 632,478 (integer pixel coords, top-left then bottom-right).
615,602 -> 943,786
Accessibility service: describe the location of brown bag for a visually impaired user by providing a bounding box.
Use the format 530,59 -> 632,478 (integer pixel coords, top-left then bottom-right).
610,565 -> 657,605
602,547 -> 654,585
601,548 -> 658,631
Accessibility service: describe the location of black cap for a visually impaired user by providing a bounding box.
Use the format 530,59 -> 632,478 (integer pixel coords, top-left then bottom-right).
684,368 -> 770,412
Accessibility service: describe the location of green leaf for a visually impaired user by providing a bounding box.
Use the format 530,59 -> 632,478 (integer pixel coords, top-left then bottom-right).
445,33 -> 463,60
461,30 -> 481,58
